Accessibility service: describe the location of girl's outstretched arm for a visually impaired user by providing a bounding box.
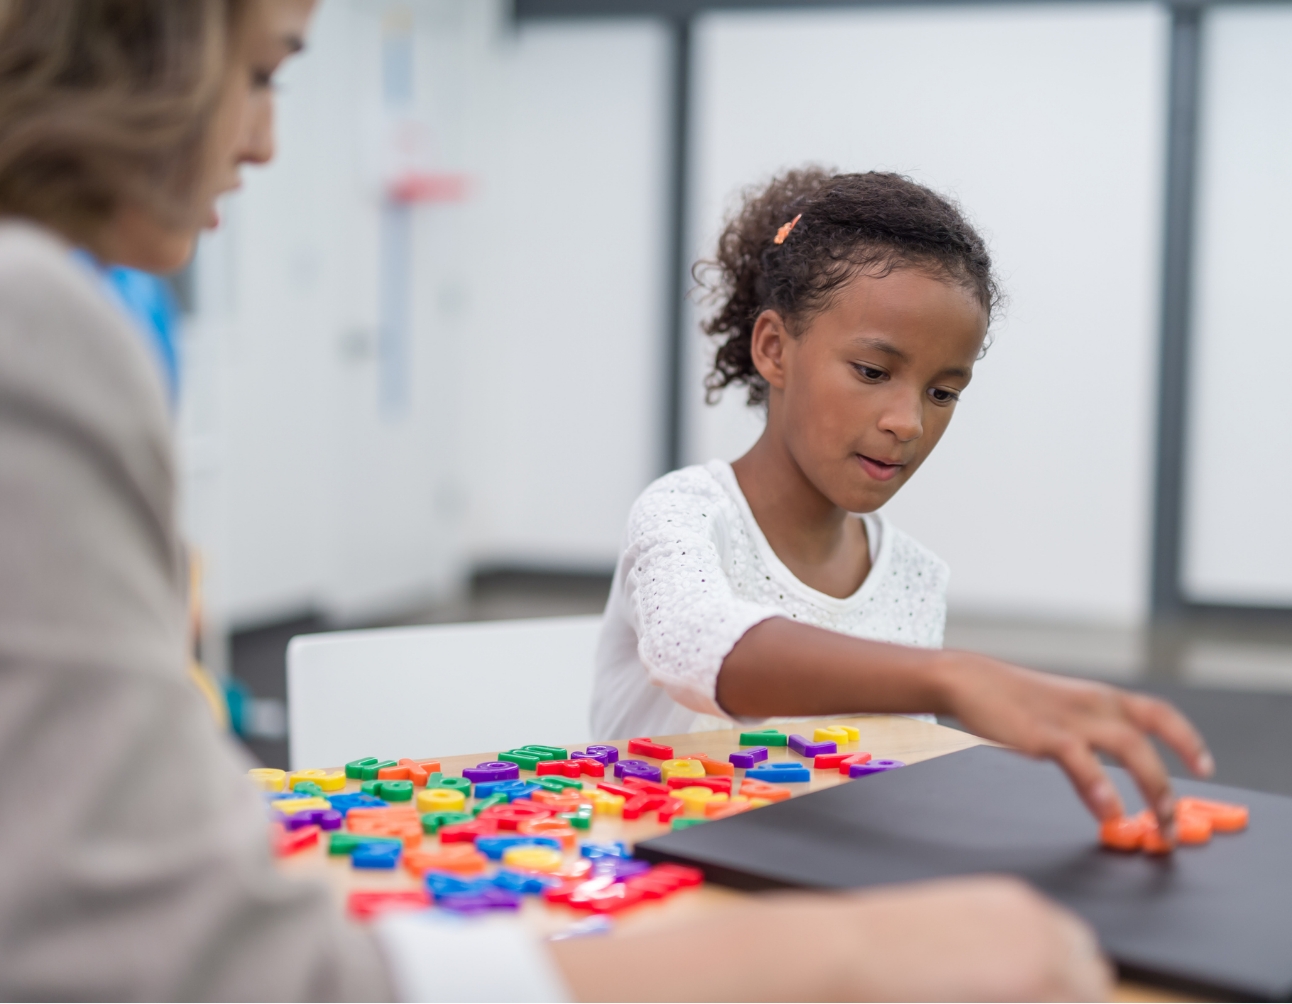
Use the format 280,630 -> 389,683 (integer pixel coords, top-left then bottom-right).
716,617 -> 1213,828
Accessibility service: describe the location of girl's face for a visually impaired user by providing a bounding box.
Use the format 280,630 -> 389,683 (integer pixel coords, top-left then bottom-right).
99,0 -> 316,272
753,268 -> 988,513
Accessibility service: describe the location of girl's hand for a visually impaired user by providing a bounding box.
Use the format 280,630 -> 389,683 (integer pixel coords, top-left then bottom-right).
934,651 -> 1214,828
718,618 -> 1212,831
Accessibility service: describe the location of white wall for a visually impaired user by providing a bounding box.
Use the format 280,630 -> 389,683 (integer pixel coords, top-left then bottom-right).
181,0 -> 502,632
460,19 -> 670,570
180,3 -> 672,637
182,0 -> 1193,634
686,3 -> 1169,625
1183,5 -> 1292,605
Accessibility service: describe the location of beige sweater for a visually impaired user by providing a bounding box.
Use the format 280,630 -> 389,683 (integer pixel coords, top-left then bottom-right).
0,220 -> 391,1000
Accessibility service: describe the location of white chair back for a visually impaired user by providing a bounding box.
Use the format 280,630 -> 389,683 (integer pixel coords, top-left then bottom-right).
286,615 -> 601,769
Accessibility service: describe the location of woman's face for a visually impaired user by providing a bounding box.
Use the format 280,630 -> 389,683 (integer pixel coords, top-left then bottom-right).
100,0 -> 317,272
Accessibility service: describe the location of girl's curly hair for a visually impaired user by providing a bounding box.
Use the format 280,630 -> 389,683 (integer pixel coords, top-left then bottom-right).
695,167 -> 1002,406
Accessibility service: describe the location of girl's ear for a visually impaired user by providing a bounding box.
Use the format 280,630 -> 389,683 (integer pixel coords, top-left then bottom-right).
749,309 -> 790,391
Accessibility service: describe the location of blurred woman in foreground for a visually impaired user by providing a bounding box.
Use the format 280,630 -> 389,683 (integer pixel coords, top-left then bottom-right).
0,1 -> 1109,999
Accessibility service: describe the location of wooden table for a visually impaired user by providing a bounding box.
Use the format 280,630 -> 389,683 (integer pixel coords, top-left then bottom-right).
275,714 -> 1198,1001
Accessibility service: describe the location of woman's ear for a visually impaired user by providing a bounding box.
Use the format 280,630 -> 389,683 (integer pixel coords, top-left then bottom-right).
749,309 -> 791,390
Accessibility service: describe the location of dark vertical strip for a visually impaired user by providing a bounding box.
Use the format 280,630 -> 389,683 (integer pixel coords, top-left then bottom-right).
663,16 -> 693,474
1151,3 -> 1204,618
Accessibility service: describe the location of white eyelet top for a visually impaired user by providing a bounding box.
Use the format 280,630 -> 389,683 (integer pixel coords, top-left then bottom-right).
590,459 -> 950,740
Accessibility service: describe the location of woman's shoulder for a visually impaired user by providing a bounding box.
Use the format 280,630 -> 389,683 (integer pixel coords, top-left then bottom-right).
0,218 -> 81,287
0,219 -> 130,341
0,218 -> 170,451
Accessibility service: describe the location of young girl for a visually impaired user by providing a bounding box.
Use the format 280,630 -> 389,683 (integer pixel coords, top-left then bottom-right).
593,168 -> 1211,827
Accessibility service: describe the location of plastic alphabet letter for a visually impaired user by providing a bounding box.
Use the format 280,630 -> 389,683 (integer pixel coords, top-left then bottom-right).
692,753 -> 736,777
590,791 -> 625,817
438,818 -> 500,844
788,734 -> 836,758
462,762 -> 521,783
626,737 -> 674,759
849,759 -> 905,778
535,759 -> 584,778
729,747 -> 770,769
583,744 -> 620,764
417,787 -> 466,813
502,845 -> 563,873
248,767 -> 286,792
477,801 -> 554,831
272,823 -> 319,856
397,758 -> 441,786
352,841 -> 401,869
347,890 -> 429,919
420,810 -> 471,834
620,776 -> 670,796
665,775 -> 731,795
615,760 -> 663,783
360,760 -> 398,780
345,757 -> 379,780
402,844 -> 488,876
745,762 -> 811,783
738,729 -> 787,747
661,758 -> 706,780
736,778 -> 792,802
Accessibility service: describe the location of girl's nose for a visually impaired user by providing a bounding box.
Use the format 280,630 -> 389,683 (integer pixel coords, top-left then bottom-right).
877,394 -> 923,443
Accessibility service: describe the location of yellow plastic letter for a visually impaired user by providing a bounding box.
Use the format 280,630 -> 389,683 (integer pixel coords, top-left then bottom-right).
248,767 -> 285,792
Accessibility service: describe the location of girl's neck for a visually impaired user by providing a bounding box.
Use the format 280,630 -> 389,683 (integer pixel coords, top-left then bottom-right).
731,425 -> 871,598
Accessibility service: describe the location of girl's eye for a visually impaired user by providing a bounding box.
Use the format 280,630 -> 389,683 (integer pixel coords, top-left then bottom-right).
853,364 -> 886,382
929,387 -> 960,405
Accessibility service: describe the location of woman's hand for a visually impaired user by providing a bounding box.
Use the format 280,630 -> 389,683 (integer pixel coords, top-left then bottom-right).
934,650 -> 1214,827
550,876 -> 1111,1002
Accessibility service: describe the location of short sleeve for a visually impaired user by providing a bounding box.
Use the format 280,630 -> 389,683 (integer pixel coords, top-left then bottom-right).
620,470 -> 781,717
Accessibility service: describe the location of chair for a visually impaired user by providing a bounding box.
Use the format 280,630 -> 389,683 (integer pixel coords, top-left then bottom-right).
286,615 -> 601,769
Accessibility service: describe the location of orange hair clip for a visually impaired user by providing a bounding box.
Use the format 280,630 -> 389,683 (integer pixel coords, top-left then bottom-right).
773,213 -> 802,245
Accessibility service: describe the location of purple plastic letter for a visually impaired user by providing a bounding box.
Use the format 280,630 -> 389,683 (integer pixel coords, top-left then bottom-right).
729,747 -> 769,769
788,734 -> 836,758
849,759 -> 905,778
463,761 -> 521,783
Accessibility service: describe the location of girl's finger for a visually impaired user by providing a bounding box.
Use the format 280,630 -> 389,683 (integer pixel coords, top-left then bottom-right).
1041,735 -> 1125,821
1123,693 -> 1214,778
1087,719 -> 1176,828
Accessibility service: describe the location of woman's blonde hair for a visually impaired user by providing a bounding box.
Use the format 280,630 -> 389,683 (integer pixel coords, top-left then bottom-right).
0,0 -> 247,244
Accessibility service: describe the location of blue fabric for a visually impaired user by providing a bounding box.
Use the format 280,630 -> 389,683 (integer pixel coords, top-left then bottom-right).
70,250 -> 181,408
104,266 -> 180,406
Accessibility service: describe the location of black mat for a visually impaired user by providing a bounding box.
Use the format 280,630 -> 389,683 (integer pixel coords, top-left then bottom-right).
636,746 -> 1292,1001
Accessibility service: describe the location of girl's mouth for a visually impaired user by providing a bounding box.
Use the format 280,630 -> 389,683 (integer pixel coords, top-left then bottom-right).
857,453 -> 904,482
